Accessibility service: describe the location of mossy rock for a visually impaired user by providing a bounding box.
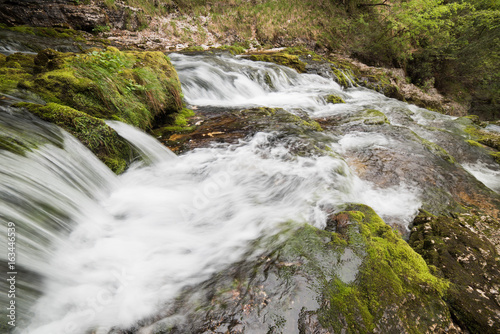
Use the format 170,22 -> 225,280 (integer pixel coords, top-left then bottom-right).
146,204 -> 455,333
409,211 -> 500,333
152,107 -> 196,137
490,152 -> 500,164
330,65 -> 352,88
339,109 -> 390,126
464,124 -> 500,151
241,107 -> 323,132
0,53 -> 35,93
16,102 -> 131,174
0,24 -> 86,42
159,107 -> 330,156
246,53 -> 307,73
313,204 -> 453,333
355,72 -> 404,101
461,122 -> 500,164
325,94 -> 345,104
3,48 -> 183,130
0,133 -> 36,156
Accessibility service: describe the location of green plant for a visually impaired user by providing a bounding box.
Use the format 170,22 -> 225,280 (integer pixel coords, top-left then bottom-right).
92,25 -> 111,33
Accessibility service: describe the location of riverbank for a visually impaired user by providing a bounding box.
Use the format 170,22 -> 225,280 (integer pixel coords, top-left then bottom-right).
1,0 -> 498,120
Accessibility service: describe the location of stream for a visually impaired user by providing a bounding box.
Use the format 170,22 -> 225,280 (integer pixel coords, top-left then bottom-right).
1,52 -> 499,333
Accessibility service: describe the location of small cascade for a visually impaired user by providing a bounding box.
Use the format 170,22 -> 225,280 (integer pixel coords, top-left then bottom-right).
106,120 -> 177,165
1,52 -> 498,334
169,53 -> 346,111
0,106 -> 117,329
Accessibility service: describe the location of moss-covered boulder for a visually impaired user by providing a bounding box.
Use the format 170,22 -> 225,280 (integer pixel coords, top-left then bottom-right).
0,47 -> 184,173
314,204 -> 453,333
325,94 -> 345,104
246,52 -> 307,73
460,119 -> 500,164
16,47 -> 182,129
0,52 -> 34,93
136,204 -> 460,333
409,210 -> 500,333
17,102 -> 131,174
350,109 -> 390,125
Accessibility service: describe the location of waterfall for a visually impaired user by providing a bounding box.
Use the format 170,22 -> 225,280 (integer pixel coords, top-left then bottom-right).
169,53 -> 347,111
2,52 -> 498,333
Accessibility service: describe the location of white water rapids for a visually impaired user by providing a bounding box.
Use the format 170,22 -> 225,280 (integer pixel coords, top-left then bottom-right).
1,53 -> 498,333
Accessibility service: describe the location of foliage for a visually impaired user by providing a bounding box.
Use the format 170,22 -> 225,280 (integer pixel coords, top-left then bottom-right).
16,47 -> 183,130
247,53 -> 307,72
0,48 -> 184,172
137,0 -> 498,119
92,25 -> 111,33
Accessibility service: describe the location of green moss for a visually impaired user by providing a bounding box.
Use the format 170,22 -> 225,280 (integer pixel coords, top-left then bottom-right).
325,94 -> 345,104
184,45 -> 205,52
245,107 -> 323,133
0,53 -> 35,93
463,124 -> 500,164
0,24 -> 86,42
464,125 -> 500,151
12,48 -> 183,130
247,53 -> 306,73
16,102 -> 131,173
466,139 -> 484,147
411,131 -> 457,164
490,152 -> 500,164
152,108 -> 196,136
330,66 -> 350,88
215,44 -> 246,55
0,134 -> 34,156
278,204 -> 450,333
342,109 -> 389,126
422,138 -> 456,164
285,46 -> 322,60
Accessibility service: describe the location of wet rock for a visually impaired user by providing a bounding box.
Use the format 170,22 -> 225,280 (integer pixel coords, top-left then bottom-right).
409,210 -> 500,333
0,0 -> 106,32
245,52 -> 307,73
134,204 -> 458,334
17,102 -> 132,173
160,107 -> 331,156
317,117 -> 500,220
0,47 -> 182,172
0,0 -> 143,32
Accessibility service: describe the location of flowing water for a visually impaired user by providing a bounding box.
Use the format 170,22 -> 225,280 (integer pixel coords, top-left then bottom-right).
1,52 -> 499,333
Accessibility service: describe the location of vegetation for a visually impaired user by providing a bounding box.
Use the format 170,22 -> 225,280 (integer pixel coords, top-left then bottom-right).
246,53 -> 307,73
5,47 -> 183,129
5,0 -> 495,118
0,47 -> 184,172
325,94 -> 346,104
121,0 -> 497,120
0,23 -> 86,41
